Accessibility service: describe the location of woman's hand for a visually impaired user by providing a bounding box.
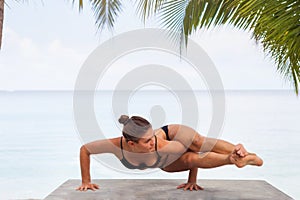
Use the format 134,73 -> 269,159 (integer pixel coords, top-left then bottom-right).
177,182 -> 203,191
76,182 -> 99,191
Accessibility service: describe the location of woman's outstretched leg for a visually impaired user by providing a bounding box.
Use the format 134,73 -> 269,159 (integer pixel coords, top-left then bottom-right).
162,151 -> 233,172
162,151 -> 263,173
168,125 -> 248,156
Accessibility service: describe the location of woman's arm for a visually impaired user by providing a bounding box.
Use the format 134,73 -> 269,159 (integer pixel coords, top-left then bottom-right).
159,139 -> 186,154
187,167 -> 198,183
76,138 -> 119,191
80,145 -> 92,184
76,145 -> 99,191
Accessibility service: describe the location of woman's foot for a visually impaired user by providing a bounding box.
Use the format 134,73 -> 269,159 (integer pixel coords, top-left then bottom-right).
230,152 -> 263,168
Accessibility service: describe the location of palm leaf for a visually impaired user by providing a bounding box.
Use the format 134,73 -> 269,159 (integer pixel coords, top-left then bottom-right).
90,0 -> 123,31
72,0 -> 123,31
71,0 -> 299,94
139,0 -> 300,94
72,0 -> 84,11
135,0 -> 167,22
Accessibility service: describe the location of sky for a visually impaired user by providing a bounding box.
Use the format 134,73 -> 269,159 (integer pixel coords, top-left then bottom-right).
0,0 -> 293,91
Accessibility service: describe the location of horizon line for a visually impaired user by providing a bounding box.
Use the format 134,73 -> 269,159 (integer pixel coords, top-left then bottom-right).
0,89 -> 295,92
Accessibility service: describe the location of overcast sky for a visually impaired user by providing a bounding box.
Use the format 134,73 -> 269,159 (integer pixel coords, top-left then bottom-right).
0,0 -> 293,91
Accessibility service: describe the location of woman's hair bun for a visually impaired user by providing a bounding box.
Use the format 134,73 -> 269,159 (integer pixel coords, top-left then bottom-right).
119,115 -> 129,125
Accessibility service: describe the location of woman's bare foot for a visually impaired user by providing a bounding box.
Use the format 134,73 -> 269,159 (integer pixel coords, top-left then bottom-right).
230,153 -> 263,168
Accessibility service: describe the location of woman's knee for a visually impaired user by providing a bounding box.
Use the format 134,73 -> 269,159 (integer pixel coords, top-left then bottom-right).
189,134 -> 205,152
183,153 -> 198,168
194,134 -> 205,145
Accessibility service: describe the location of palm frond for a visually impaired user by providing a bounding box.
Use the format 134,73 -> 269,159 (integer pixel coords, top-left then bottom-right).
69,0 -> 300,93
183,0 -> 232,42
72,0 -> 84,11
150,1 -> 190,50
135,0 -> 167,22
147,0 -> 300,94
90,0 -> 123,31
230,0 -> 299,94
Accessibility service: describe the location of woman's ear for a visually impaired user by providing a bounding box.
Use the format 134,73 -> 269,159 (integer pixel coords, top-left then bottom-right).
127,141 -> 135,147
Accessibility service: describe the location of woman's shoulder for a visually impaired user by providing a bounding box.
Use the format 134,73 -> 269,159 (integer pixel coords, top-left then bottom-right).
109,137 -> 122,147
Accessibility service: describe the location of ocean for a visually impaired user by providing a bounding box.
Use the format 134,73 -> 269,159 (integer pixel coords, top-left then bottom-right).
0,90 -> 299,199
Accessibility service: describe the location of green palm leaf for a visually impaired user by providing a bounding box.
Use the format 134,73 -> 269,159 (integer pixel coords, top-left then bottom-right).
73,0 -> 123,31
135,0 -> 167,22
70,0 -> 299,94
72,0 -> 84,11
91,0 -> 123,31
137,0 -> 300,94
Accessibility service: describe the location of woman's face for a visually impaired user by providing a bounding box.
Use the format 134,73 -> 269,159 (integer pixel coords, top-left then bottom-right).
134,128 -> 155,153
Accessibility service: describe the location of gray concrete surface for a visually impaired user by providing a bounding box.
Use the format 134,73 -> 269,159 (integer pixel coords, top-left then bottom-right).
44,179 -> 293,200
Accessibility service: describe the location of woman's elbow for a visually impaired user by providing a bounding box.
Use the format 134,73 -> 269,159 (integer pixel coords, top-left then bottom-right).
80,145 -> 91,155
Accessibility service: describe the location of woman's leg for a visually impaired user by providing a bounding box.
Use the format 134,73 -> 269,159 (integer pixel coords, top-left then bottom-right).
168,125 -> 248,156
162,151 -> 232,172
162,151 -> 263,173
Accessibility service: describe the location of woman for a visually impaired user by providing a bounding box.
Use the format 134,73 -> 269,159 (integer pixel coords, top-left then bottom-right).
77,115 -> 263,191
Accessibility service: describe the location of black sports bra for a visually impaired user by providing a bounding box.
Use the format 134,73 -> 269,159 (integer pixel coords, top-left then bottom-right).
120,135 -> 161,170
119,125 -> 170,170
161,125 -> 170,140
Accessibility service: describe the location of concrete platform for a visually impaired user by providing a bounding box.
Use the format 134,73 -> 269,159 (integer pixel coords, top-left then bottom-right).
44,179 -> 293,200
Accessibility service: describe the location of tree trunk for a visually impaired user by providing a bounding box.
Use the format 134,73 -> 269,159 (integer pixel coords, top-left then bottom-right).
0,0 -> 4,49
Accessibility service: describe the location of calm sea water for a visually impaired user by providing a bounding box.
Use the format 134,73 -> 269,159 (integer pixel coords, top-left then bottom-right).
0,91 -> 299,199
